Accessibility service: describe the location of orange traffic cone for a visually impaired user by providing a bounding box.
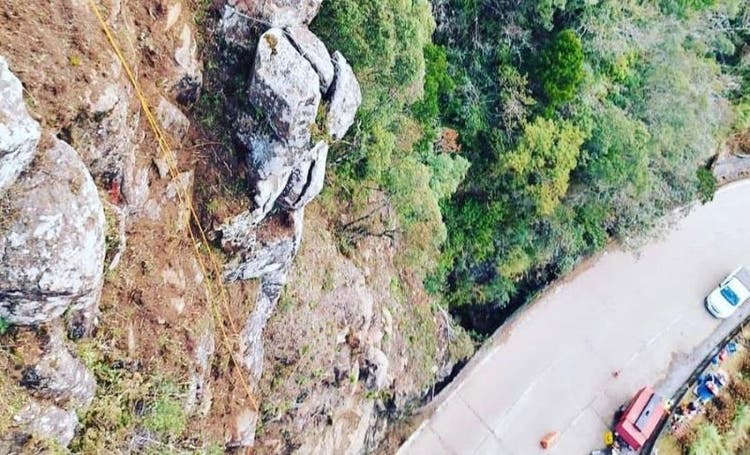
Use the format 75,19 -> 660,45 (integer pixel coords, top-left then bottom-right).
540,431 -> 560,449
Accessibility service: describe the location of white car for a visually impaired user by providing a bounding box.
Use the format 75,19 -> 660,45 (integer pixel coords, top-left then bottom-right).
706,266 -> 750,319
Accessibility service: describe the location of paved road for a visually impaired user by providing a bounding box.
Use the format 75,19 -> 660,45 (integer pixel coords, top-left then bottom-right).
399,180 -> 750,455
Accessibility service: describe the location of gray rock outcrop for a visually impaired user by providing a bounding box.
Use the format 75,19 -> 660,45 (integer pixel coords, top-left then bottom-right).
0,55 -> 104,453
240,271 -> 288,381
0,57 -> 40,193
156,96 -> 191,143
0,136 -> 106,327
249,28 -> 321,148
327,52 -> 362,140
712,148 -> 750,185
227,0 -> 322,28
287,26 -> 335,93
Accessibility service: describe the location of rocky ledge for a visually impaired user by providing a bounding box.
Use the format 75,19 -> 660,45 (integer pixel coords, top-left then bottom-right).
216,2 -> 362,448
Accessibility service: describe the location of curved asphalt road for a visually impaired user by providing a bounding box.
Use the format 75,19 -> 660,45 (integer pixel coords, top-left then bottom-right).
400,180 -> 750,454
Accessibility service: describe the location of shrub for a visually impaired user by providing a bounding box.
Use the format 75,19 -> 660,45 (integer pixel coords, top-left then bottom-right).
696,167 -> 717,204
704,394 -> 737,434
500,117 -> 584,217
729,378 -> 750,402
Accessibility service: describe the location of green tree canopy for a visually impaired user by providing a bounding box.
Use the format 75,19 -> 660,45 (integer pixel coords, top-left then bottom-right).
538,29 -> 585,109
501,117 -> 585,216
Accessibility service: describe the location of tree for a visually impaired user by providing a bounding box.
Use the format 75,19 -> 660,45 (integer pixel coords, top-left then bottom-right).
538,29 -> 585,109
501,117 -> 585,216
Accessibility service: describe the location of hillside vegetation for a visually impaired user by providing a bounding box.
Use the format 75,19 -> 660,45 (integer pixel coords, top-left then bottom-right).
313,0 -> 750,334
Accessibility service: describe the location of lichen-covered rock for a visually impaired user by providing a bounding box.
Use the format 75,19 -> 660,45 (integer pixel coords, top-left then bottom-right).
277,140 -> 328,210
295,397 -> 377,455
287,26 -> 335,93
20,324 -> 96,408
363,347 -> 390,392
219,5 -> 255,49
327,51 -> 362,140
13,400 -> 79,447
0,56 -> 40,193
227,0 -> 322,28
248,28 -> 321,148
0,137 -> 106,327
79,80 -> 138,190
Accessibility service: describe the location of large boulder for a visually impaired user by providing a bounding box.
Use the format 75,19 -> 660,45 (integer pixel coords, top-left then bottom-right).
287,26 -> 335,93
0,57 -> 40,193
227,0 -> 322,28
0,136 -> 106,327
77,81 -> 136,181
326,52 -> 362,140
248,28 -> 321,148
219,5 -> 256,49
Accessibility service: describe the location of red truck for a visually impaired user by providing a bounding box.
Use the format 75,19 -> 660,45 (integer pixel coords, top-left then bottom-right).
613,386 -> 667,450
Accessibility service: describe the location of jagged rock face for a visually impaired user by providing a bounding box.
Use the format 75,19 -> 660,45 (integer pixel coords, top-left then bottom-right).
296,397 -> 378,455
277,140 -> 328,210
327,52 -> 362,140
232,130 -> 327,228
240,271 -> 287,382
248,28 -> 321,148
287,26 -> 335,93
0,137 -> 106,327
222,208 -> 304,282
20,325 -> 96,409
173,23 -> 203,104
228,0 -> 322,28
74,67 -> 142,216
219,5 -> 256,50
245,134 -> 298,221
0,57 -> 40,193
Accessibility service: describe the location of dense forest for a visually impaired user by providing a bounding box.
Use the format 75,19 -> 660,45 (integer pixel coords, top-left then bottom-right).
312,0 -> 750,335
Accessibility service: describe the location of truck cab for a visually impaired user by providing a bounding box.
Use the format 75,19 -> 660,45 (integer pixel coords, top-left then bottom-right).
706,266 -> 750,319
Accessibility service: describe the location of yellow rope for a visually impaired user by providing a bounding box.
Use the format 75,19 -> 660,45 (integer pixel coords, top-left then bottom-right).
88,0 -> 258,412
